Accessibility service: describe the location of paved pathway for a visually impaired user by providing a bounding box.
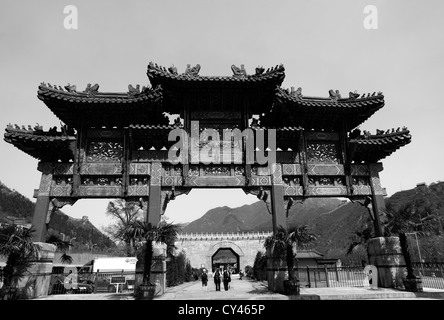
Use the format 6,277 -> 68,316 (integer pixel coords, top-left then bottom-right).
33,276 -> 444,300
33,276 -> 285,300
154,277 -> 287,300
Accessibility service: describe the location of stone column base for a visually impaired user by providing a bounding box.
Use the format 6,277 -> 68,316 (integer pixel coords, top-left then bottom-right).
15,242 -> 56,299
403,277 -> 423,292
134,244 -> 166,297
136,284 -> 157,300
367,237 -> 405,288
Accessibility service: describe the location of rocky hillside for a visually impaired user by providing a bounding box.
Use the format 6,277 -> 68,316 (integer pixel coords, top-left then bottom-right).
0,182 -> 34,222
0,181 -> 115,251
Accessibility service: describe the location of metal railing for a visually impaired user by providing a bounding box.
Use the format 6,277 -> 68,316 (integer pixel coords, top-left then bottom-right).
297,265 -> 368,288
412,262 -> 444,290
297,263 -> 444,290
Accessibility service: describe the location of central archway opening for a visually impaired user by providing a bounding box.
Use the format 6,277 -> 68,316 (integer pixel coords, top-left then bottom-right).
212,248 -> 240,273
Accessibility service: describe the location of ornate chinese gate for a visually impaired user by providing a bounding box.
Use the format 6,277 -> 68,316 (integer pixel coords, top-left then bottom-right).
4,62 -> 411,293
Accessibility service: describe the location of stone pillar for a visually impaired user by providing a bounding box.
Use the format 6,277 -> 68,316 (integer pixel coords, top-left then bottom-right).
32,162 -> 53,242
266,163 -> 288,292
16,242 -> 56,299
368,163 -> 387,237
270,163 -> 286,231
367,237 -> 405,288
266,247 -> 287,293
148,162 -> 162,226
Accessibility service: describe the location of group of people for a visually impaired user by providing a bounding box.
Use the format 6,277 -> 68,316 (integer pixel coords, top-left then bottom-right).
200,267 -> 233,291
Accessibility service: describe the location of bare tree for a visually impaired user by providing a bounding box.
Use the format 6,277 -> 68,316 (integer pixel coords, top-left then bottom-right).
104,199 -> 143,256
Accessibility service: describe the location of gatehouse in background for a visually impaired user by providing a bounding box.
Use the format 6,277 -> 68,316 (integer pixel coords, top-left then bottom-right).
175,231 -> 326,274
176,232 -> 271,273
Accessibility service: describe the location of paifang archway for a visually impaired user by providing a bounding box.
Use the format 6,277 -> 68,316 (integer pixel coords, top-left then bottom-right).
4,62 -> 411,288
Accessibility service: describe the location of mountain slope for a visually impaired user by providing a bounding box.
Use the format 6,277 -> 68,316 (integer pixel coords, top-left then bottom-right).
0,180 -> 114,250
181,198 -> 346,233
0,181 -> 34,222
182,201 -> 271,233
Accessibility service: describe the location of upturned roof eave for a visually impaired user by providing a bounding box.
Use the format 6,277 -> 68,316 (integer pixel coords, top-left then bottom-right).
37,85 -> 163,105
349,130 -> 412,162
3,131 -> 76,161
275,88 -> 385,113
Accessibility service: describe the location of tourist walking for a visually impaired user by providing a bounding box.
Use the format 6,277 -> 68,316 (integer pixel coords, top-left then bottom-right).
201,270 -> 208,291
223,268 -> 231,291
214,268 -> 221,291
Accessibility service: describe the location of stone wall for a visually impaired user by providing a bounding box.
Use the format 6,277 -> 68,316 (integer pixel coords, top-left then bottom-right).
175,232 -> 271,273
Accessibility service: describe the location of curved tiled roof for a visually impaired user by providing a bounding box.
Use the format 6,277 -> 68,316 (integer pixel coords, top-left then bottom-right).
350,129 -> 412,162
276,87 -> 385,109
129,124 -> 182,130
276,88 -> 384,116
261,87 -> 385,131
146,62 -> 286,116
251,126 -> 303,131
37,83 -> 162,104
147,62 -> 286,87
4,127 -> 76,161
37,83 -> 165,128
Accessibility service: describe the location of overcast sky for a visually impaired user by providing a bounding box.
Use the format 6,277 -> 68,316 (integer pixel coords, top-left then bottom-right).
1,0 -> 443,231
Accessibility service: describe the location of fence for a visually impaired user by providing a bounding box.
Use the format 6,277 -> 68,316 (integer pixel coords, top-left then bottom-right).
297,263 -> 444,290
412,262 -> 444,290
297,265 -> 368,288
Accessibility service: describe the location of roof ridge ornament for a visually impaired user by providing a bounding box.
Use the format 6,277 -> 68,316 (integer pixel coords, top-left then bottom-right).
83,83 -> 99,96
231,64 -> 247,77
329,89 -> 341,101
168,65 -> 178,75
290,87 -> 303,99
255,66 -> 264,75
349,90 -> 360,100
64,83 -> 77,93
183,64 -> 201,77
141,84 -> 152,94
127,84 -> 140,96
